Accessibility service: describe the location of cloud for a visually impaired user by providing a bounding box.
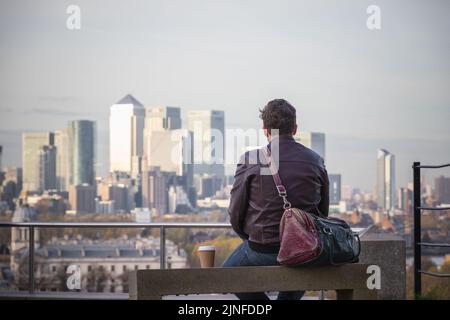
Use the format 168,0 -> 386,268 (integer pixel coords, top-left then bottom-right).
0,128 -> 22,136
0,106 -> 88,117
1,107 -> 15,113
0,99 -> 93,117
30,106 -> 88,117
32,95 -> 88,116
38,95 -> 80,104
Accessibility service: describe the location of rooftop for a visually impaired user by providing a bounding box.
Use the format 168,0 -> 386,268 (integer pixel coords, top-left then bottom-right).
115,94 -> 144,107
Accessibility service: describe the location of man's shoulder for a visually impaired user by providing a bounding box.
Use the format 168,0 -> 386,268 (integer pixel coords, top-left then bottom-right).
236,149 -> 263,174
288,142 -> 325,167
238,149 -> 262,166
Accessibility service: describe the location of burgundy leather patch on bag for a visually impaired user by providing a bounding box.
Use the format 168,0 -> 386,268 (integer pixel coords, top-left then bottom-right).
277,207 -> 322,265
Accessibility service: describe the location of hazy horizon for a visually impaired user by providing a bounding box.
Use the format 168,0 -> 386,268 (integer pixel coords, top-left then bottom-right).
1,0 -> 450,191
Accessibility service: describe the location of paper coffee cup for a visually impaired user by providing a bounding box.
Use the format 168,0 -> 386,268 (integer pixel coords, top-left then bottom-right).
198,245 -> 216,268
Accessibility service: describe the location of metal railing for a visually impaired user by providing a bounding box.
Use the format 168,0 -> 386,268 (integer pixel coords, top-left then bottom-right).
413,162 -> 450,299
0,221 -> 232,294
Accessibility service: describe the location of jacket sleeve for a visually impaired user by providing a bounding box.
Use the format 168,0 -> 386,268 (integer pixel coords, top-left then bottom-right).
318,163 -> 330,217
228,155 -> 250,240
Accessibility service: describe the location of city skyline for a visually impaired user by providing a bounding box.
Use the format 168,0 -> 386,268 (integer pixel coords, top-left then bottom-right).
2,95 -> 448,194
1,0 -> 450,191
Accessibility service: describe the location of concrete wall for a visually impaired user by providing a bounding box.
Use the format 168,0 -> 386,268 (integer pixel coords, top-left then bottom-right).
359,230 -> 406,299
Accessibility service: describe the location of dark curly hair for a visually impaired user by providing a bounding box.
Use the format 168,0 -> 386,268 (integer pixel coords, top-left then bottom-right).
259,99 -> 296,135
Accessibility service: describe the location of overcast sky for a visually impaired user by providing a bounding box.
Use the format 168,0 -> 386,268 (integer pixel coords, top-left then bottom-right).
1,0 -> 449,191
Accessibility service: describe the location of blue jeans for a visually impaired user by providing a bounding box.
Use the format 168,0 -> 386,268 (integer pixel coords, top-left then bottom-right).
222,241 -> 304,300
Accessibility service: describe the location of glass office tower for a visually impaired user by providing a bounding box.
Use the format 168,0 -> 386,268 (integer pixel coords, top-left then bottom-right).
69,120 -> 96,186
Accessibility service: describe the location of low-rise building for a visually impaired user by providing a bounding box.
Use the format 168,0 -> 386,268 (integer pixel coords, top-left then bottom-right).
10,204 -> 187,292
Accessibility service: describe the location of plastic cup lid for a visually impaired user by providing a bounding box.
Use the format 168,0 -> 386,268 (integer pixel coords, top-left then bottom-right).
198,245 -> 216,251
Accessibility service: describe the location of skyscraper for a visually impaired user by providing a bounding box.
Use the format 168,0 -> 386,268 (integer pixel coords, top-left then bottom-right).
143,106 -> 184,172
98,183 -> 130,213
187,110 -> 225,178
69,184 -> 96,214
141,167 -> 168,215
69,120 -> 96,186
377,149 -> 396,211
54,129 -> 70,191
194,174 -> 223,199
109,94 -> 145,175
329,174 -> 342,205
0,145 -> 3,173
398,187 -> 413,214
22,132 -> 54,192
38,145 -> 57,191
145,106 -> 182,131
4,167 -> 22,195
168,185 -> 194,214
143,129 -> 193,181
435,176 -> 450,204
294,132 -> 326,161
143,106 -> 195,209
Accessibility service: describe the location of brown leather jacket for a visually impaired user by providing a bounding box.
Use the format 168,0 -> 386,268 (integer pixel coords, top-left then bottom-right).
228,135 -> 329,253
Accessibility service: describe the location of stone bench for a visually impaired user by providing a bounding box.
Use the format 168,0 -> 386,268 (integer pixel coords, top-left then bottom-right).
129,264 -> 378,300
129,232 -> 407,300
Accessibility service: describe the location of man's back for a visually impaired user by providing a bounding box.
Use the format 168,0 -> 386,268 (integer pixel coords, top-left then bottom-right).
224,98 -> 326,300
229,135 -> 329,252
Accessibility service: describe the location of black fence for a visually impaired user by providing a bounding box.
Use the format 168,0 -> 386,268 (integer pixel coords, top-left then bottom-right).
413,162 -> 450,299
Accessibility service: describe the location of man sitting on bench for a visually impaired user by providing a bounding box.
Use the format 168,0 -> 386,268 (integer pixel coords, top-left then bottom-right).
223,99 -> 330,300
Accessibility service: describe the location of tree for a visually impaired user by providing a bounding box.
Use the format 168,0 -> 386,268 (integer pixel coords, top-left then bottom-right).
86,265 -> 110,292
13,255 -> 59,291
86,265 -> 109,292
421,261 -> 450,300
407,257 -> 450,300
119,271 -> 129,293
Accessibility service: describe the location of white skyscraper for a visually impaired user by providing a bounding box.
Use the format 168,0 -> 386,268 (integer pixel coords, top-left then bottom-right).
143,106 -> 183,170
109,94 -> 145,175
144,106 -> 182,132
294,131 -> 326,161
143,129 -> 193,177
187,110 -> 225,178
377,149 -> 396,211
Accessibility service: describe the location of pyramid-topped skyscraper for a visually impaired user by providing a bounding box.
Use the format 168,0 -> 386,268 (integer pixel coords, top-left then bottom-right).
116,94 -> 144,106
109,94 -> 145,175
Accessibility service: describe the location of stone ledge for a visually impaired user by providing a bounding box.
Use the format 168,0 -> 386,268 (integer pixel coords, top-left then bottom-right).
359,232 -> 406,299
129,264 -> 377,300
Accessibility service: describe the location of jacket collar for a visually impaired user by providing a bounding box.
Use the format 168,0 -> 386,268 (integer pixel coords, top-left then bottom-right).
267,134 -> 295,150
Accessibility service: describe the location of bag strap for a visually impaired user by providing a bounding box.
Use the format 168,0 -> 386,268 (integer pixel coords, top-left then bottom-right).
261,147 -> 292,210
